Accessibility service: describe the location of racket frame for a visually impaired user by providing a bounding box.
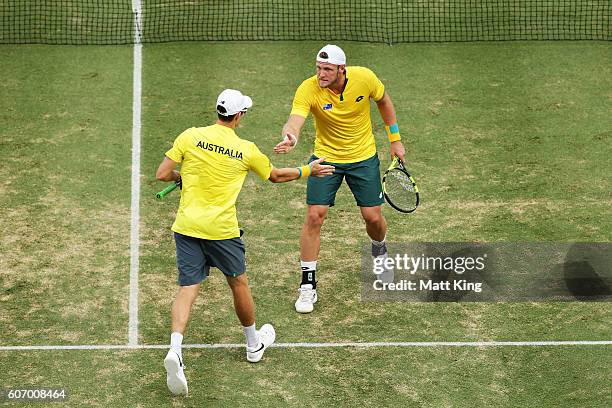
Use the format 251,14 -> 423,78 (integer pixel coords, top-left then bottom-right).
382,157 -> 419,213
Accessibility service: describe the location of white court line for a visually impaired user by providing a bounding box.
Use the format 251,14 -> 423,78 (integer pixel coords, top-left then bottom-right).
128,0 -> 143,347
1,341 -> 611,351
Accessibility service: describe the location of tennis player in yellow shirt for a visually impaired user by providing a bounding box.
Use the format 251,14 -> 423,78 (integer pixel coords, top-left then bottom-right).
156,89 -> 334,395
274,44 -> 406,313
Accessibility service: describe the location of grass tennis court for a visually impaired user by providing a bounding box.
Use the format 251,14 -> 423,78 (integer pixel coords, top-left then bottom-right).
1,41 -> 611,406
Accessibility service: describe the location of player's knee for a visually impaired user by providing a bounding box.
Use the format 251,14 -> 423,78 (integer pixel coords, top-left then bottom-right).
362,210 -> 384,226
226,274 -> 248,290
178,283 -> 200,296
305,211 -> 326,230
176,285 -> 200,304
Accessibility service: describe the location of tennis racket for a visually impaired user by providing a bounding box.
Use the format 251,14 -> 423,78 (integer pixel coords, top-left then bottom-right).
155,180 -> 181,199
382,157 -> 419,213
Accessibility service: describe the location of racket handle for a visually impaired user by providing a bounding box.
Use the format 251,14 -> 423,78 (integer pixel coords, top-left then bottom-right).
156,182 -> 178,199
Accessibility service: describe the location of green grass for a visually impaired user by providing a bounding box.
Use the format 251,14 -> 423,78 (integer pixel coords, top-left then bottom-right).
1,41 -> 611,406
0,45 -> 133,344
1,347 -> 611,407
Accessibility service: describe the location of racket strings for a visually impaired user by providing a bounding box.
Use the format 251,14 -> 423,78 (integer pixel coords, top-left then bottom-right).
385,169 -> 418,210
391,171 -> 414,192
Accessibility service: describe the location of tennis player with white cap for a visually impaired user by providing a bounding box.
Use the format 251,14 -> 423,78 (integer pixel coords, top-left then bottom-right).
274,44 -> 406,313
155,89 -> 334,395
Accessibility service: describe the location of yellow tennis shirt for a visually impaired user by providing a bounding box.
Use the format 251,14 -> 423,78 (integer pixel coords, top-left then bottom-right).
291,66 -> 385,163
165,124 -> 273,240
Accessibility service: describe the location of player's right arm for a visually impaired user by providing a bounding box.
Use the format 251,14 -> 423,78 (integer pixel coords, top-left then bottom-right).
156,130 -> 189,182
155,157 -> 180,182
274,80 -> 311,154
274,114 -> 306,154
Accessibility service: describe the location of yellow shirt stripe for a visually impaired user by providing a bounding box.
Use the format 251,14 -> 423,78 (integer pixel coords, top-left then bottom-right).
165,124 -> 272,240
291,66 -> 385,163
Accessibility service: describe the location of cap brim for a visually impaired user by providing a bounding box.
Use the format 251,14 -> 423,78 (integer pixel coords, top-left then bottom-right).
316,57 -> 345,65
242,95 -> 253,111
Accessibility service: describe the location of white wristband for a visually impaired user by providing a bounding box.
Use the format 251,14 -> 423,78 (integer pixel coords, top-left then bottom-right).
283,133 -> 297,147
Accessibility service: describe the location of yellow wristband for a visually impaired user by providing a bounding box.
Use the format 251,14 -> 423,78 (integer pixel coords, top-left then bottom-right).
385,124 -> 401,143
299,164 -> 311,178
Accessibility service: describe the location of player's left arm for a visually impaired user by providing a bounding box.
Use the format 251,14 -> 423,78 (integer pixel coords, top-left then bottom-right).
376,91 -> 406,162
268,158 -> 334,182
249,143 -> 334,182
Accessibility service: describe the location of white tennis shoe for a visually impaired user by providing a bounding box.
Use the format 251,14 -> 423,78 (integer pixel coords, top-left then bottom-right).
164,349 -> 188,396
246,323 -> 276,363
374,255 -> 395,283
372,243 -> 394,283
295,284 -> 317,313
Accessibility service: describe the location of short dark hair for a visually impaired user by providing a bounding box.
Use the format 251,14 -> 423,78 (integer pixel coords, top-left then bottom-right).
216,105 -> 237,122
217,112 -> 237,122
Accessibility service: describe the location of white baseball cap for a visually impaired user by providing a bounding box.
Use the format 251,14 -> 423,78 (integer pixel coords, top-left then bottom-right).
316,44 -> 346,65
216,89 -> 253,116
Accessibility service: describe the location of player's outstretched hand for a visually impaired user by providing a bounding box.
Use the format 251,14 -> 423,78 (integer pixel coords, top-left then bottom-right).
310,158 -> 335,177
274,133 -> 297,154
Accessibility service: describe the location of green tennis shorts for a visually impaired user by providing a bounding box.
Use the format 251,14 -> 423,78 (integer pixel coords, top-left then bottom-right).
306,154 -> 384,207
174,232 -> 246,286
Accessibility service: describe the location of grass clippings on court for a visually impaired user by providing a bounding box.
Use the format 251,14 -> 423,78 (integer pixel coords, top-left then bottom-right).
0,40 -> 610,407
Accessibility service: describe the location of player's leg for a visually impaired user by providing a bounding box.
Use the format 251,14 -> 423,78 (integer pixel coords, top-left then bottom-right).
165,283 -> 199,395
360,206 -> 393,280
295,205 -> 328,313
208,238 -> 275,362
360,205 -> 387,243
344,154 -> 387,241
165,232 -> 208,396
226,273 -> 255,326
345,155 -> 393,281
170,283 -> 201,338
299,204 -> 329,272
224,273 -> 273,362
169,233 -> 208,355
296,158 -> 344,313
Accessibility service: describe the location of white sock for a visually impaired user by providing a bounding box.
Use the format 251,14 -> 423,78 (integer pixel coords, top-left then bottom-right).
372,235 -> 387,247
300,260 -> 317,270
170,332 -> 183,356
300,260 -> 317,288
372,236 -> 388,259
243,323 -> 259,348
